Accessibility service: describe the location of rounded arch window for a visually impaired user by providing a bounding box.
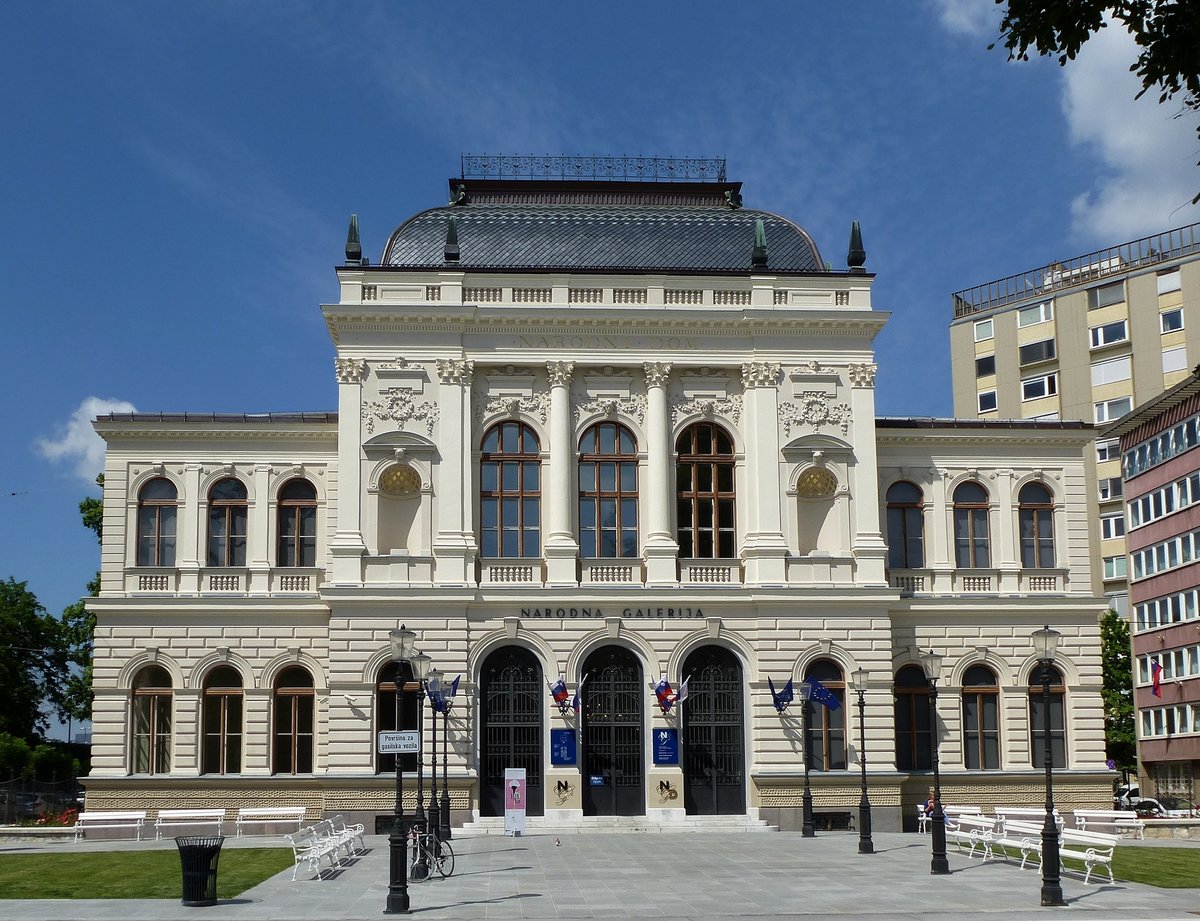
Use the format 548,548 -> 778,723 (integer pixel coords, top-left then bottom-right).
137,478 -> 177,567
1019,482 -> 1055,569
376,660 -> 418,774
676,421 -> 736,559
131,664 -> 172,774
802,659 -> 846,770
579,421 -> 638,558
202,665 -> 243,775
1029,663 -> 1066,768
208,477 -> 247,567
893,664 -> 932,770
953,482 -> 991,568
886,481 -> 925,569
962,664 -> 999,770
481,421 -> 541,558
272,665 -> 314,775
277,479 -> 317,567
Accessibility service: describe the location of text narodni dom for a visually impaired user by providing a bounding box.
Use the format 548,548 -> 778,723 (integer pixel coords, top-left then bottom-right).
514,334 -> 698,351
521,607 -> 704,618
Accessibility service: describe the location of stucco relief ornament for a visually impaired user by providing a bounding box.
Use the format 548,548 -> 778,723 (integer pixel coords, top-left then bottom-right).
643,362 -> 672,388
741,361 -> 781,388
670,395 -> 743,426
546,361 -> 575,387
435,359 -> 474,385
778,392 -> 852,436
848,362 -> 878,388
476,392 -> 552,424
573,394 -> 647,425
334,358 -> 367,384
361,390 -> 439,436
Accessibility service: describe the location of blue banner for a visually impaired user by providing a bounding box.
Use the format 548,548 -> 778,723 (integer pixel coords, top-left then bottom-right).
550,729 -> 576,765
653,728 -> 679,765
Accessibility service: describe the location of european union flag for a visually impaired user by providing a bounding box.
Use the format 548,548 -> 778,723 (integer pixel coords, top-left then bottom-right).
806,676 -> 841,710
768,676 -> 794,712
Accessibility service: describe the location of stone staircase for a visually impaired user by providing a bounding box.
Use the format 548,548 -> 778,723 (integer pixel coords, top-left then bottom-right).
458,813 -> 777,836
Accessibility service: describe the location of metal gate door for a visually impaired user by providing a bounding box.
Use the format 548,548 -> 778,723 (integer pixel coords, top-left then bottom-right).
581,646 -> 644,816
682,646 -> 744,815
479,647 -> 544,817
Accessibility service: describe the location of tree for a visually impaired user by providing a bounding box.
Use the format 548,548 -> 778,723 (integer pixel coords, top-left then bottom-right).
0,579 -> 63,740
54,474 -> 103,730
993,1 -> 1200,202
1098,608 -> 1137,772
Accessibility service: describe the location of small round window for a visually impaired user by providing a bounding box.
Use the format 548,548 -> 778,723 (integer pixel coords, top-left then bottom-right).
796,467 -> 837,498
379,464 -> 421,497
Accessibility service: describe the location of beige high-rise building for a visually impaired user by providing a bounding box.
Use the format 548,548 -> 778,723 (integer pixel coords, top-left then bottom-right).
950,223 -> 1200,615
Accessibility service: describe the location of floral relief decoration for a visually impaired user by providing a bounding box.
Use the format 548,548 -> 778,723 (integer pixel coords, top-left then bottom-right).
778,391 -> 852,436
362,389 -> 440,436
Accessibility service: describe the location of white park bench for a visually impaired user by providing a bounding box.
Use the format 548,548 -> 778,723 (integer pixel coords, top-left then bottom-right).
154,808 -> 226,840
1073,809 -> 1145,839
992,818 -> 1045,868
917,804 -> 981,833
73,810 -> 148,842
284,825 -> 343,880
235,806 -> 308,837
996,821 -> 1118,884
994,807 -> 1063,831
946,813 -> 999,860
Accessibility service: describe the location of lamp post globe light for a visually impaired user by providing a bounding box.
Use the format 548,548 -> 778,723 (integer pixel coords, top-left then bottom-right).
1033,625 -> 1066,907
919,648 -> 949,875
799,681 -> 815,838
440,696 -> 452,841
385,626 -> 417,915
426,668 -> 443,841
410,651 -> 432,834
851,666 -> 873,855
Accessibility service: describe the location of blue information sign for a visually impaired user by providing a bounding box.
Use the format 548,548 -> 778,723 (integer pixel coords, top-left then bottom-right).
653,728 -> 678,765
550,729 -> 576,765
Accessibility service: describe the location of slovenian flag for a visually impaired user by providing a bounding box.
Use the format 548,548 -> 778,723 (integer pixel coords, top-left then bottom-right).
806,676 -> 842,710
572,673 -> 589,712
550,675 -> 569,707
655,676 -> 675,712
769,676 -> 794,712
1151,660 -> 1163,698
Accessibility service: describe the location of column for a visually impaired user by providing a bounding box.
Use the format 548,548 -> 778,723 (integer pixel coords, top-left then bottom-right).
740,361 -> 788,585
544,361 -> 579,585
994,467 -> 1018,592
329,357 -> 368,585
179,463 -> 202,593
248,463 -> 272,594
432,358 -> 477,586
643,362 -> 678,584
847,362 -> 888,586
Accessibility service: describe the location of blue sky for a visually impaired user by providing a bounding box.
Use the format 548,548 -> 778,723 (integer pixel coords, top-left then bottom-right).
2,1 -> 1199,719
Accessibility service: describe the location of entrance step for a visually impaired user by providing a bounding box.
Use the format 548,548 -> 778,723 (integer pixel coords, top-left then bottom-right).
458,814 -> 777,835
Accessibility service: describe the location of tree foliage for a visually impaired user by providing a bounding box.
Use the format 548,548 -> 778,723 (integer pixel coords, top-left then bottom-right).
1099,608 -> 1137,771
0,579 -> 65,740
56,475 -> 103,728
993,1 -> 1200,202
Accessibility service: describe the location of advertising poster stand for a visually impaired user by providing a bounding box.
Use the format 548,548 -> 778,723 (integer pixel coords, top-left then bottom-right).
504,767 -> 527,837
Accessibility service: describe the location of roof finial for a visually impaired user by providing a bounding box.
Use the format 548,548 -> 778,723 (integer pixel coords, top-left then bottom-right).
444,216 -> 460,264
847,221 -> 866,272
751,218 -> 768,268
345,214 -> 362,265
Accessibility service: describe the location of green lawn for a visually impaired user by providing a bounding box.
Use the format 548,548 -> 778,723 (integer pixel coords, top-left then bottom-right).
988,842 -> 1200,889
0,847 -> 293,899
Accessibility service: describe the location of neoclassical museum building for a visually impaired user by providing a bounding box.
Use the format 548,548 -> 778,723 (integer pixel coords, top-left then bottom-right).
86,158 -> 1113,832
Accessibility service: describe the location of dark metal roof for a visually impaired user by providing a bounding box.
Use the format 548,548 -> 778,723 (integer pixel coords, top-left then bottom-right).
876,417 -> 1092,431
95,412 -> 337,424
381,205 -> 824,273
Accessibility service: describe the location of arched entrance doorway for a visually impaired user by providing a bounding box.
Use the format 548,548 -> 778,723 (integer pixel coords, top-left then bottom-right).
681,645 -> 745,815
581,645 -> 644,816
479,646 -> 544,817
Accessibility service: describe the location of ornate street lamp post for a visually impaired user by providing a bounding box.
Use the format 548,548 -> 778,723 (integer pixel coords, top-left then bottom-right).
799,681 -> 815,837
385,626 -> 416,914
920,648 -> 949,875
408,650 -> 432,880
1033,625 -> 1065,907
440,695 -> 452,841
426,668 -> 442,842
851,666 -> 874,855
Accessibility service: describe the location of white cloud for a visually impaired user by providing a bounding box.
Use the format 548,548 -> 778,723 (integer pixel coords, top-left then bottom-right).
1063,23 -> 1200,240
928,0 -> 1000,37
36,397 -> 137,483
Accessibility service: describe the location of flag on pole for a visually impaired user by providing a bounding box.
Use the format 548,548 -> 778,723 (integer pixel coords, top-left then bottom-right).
768,676 -> 794,712
654,676 -> 676,712
806,676 -> 842,710
571,673 -> 589,712
1151,660 -> 1163,698
448,675 -> 461,699
675,676 -> 690,708
550,675 -> 569,711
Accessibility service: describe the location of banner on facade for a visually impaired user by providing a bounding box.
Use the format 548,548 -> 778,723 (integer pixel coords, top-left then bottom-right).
653,728 -> 679,765
550,729 -> 576,765
504,767 -> 527,837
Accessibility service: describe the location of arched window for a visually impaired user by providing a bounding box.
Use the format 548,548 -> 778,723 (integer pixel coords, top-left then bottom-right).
886,482 -> 924,569
207,478 -> 248,567
376,660 -> 419,775
579,422 -> 638,558
131,664 -> 172,774
803,660 -> 846,771
676,422 -> 736,559
277,479 -> 317,567
962,664 -> 1000,770
202,665 -> 243,774
893,665 -> 932,770
953,482 -> 991,568
137,478 -> 177,567
1029,664 -> 1066,769
1019,483 -> 1055,569
272,666 -> 314,774
480,422 -> 541,558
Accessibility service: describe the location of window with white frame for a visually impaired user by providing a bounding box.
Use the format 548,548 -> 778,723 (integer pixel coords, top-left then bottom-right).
978,390 -> 997,413
1136,588 -> 1200,632
1100,513 -> 1125,540
1157,269 -> 1182,295
1018,301 -> 1053,327
1163,347 -> 1188,374
1090,319 -> 1129,349
1022,372 -> 1057,401
1019,339 -> 1056,365
1095,397 -> 1132,424
1130,527 -> 1200,580
1161,308 -> 1184,333
1097,439 -> 1120,462
1103,555 -> 1126,580
1091,356 -> 1132,387
1138,645 -> 1200,683
1123,415 -> 1200,479
1129,470 -> 1200,529
974,318 -> 994,342
1088,281 -> 1125,309
1141,704 -> 1199,739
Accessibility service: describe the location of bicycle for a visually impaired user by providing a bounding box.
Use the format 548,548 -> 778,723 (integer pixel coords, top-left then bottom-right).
409,826 -> 455,880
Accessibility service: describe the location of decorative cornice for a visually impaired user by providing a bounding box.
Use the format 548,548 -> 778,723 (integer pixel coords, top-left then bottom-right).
334,358 -> 367,384
848,362 -> 878,388
362,390 -> 440,436
779,392 -> 852,436
546,361 -> 575,387
671,395 -> 743,426
475,392 -> 552,425
741,361 -> 781,388
643,362 -> 672,388
574,394 -> 648,426
435,359 -> 474,385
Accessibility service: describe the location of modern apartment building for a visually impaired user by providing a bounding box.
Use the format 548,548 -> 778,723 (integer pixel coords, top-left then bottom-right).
949,223 -> 1200,615
1102,371 -> 1200,808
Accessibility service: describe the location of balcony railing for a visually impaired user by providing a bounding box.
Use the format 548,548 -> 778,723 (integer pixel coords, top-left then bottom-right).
580,559 -> 643,584
679,560 -> 742,584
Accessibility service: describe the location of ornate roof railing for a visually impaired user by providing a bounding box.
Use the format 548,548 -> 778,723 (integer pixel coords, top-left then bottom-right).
460,154 -> 727,183
951,221 -> 1200,318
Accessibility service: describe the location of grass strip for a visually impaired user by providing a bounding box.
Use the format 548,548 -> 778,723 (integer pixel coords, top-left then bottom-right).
0,847 -> 292,899
980,841 -> 1200,889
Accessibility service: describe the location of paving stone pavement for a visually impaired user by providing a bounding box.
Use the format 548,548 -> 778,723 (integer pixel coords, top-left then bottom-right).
1,830 -> 1199,921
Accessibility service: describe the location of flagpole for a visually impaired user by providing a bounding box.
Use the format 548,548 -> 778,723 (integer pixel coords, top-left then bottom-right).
799,682 -> 815,837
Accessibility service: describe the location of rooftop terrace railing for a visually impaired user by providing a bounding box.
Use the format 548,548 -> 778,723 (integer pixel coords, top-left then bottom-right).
951,222 -> 1200,318
460,154 -> 728,183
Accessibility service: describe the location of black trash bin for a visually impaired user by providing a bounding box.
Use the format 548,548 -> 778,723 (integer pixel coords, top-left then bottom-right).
175,835 -> 224,907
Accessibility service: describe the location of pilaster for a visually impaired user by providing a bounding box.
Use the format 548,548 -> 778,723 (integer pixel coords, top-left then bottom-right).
544,361 -> 580,586
643,362 -> 679,584
432,359 -> 477,585
847,363 -> 887,585
740,361 -> 788,585
329,357 -> 368,585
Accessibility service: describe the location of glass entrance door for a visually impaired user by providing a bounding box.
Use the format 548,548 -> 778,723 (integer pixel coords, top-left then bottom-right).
682,646 -> 744,815
479,647 -> 544,816
581,646 -> 644,816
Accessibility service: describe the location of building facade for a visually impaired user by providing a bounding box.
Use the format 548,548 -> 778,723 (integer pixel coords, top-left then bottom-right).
87,161 -> 1113,832
1103,372 -> 1200,808
948,223 -> 1200,617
